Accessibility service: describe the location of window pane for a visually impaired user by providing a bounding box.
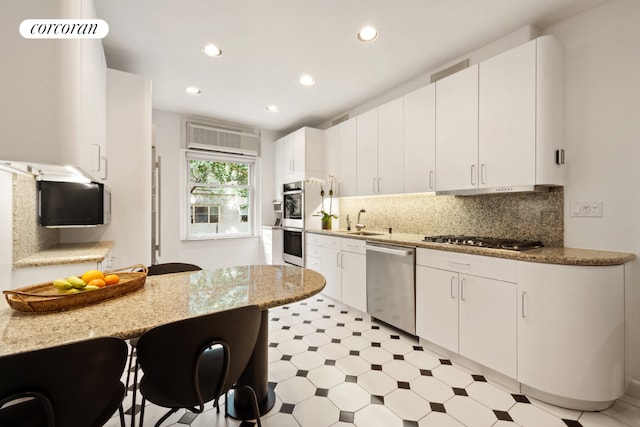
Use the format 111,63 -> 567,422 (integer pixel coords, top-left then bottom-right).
189,160 -> 249,185
189,185 -> 250,236
193,206 -> 209,223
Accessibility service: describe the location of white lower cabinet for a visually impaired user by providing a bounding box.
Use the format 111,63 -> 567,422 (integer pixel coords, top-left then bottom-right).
416,247 -> 627,411
320,242 -> 341,301
262,226 -> 283,265
458,274 -> 516,378
517,262 -> 625,410
416,248 -> 517,378
339,239 -> 366,313
305,233 -> 366,312
416,265 -> 458,352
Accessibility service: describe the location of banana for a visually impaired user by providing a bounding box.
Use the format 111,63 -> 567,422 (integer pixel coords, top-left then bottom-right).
53,279 -> 72,290
66,276 -> 87,289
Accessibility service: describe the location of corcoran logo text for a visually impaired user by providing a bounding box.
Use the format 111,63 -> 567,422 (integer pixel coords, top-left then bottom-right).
20,19 -> 109,39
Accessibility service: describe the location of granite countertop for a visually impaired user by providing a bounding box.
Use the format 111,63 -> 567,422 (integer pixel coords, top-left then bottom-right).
306,229 -> 635,266
0,265 -> 326,356
13,241 -> 115,268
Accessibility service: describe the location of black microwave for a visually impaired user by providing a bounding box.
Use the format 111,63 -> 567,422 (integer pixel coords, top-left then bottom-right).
38,180 -> 111,227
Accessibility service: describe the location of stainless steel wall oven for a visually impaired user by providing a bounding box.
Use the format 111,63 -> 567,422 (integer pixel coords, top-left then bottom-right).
282,181 -> 305,266
283,227 -> 304,266
282,181 -> 304,229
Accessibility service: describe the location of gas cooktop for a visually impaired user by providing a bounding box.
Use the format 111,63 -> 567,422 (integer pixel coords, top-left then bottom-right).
422,235 -> 543,251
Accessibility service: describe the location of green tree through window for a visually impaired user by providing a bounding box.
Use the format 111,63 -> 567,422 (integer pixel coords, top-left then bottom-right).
186,154 -> 254,238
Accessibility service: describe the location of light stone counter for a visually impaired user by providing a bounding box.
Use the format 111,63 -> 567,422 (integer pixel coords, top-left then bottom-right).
13,241 -> 115,268
0,265 -> 325,356
307,229 -> 635,266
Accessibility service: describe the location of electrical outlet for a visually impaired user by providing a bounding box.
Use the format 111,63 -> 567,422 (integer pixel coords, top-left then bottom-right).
571,200 -> 603,217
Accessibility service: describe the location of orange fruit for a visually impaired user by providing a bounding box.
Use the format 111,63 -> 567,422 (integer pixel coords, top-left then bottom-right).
104,274 -> 120,286
82,269 -> 104,284
88,278 -> 106,288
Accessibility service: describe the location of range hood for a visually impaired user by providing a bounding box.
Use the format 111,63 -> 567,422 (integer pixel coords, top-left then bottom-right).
436,184 -> 553,196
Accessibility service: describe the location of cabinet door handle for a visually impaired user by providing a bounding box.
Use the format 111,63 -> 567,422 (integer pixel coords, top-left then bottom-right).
471,165 -> 476,186
377,177 -> 382,193
448,261 -> 471,269
521,291 -> 527,318
429,170 -> 434,189
480,163 -> 486,185
92,144 -> 101,172
450,276 -> 456,299
100,156 -> 108,181
336,252 -> 341,267
460,278 -> 466,301
372,178 -> 377,193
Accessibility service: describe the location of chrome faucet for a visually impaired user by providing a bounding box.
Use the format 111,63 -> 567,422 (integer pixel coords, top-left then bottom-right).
356,209 -> 366,232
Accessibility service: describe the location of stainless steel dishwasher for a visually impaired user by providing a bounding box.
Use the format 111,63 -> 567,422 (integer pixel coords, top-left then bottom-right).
366,242 -> 416,335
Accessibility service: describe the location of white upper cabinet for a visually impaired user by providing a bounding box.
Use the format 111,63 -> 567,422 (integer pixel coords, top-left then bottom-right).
356,99 -> 404,196
435,64 -> 479,193
403,84 -> 436,193
356,109 -> 378,196
435,36 -> 564,195
282,127 -> 323,183
0,0 -> 106,174
337,118 -> 357,197
273,135 -> 284,198
281,132 -> 296,182
323,125 -> 339,189
78,28 -> 108,180
377,97 -> 404,195
323,117 -> 357,197
479,38 -> 535,189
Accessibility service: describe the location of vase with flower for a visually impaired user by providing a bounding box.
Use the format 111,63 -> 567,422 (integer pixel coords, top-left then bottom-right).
307,175 -> 338,230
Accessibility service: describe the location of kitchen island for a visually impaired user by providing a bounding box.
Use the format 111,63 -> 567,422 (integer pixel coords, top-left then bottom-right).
0,264 -> 326,418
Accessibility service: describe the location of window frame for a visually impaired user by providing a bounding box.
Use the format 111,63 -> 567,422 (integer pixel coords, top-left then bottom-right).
183,150 -> 256,240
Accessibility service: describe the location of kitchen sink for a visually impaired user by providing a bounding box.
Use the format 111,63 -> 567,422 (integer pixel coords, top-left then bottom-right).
346,231 -> 384,236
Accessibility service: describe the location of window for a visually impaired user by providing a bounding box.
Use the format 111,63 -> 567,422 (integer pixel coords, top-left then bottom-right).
186,151 -> 254,239
191,205 -> 219,224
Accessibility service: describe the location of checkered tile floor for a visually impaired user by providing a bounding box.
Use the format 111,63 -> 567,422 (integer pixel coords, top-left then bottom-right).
107,294 -> 640,427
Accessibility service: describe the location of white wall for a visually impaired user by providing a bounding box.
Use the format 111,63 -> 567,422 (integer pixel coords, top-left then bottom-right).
544,0 -> 640,392
260,129 -> 279,227
152,109 -> 262,270
0,171 -> 13,291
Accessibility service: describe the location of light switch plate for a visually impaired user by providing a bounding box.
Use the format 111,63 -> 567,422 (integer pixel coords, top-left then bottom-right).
571,200 -> 603,217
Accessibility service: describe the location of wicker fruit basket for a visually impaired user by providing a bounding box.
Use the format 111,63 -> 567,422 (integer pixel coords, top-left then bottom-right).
3,265 -> 148,314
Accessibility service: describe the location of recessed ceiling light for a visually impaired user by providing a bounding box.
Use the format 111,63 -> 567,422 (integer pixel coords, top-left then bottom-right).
358,26 -> 378,42
202,44 -> 222,57
299,74 -> 316,86
185,87 -> 202,95
266,105 -> 279,113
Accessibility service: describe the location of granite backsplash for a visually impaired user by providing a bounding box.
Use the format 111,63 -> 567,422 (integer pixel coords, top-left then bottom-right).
338,188 -> 564,247
12,174 -> 59,262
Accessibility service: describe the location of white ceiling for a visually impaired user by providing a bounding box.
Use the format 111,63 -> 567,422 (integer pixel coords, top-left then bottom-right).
95,0 -> 607,134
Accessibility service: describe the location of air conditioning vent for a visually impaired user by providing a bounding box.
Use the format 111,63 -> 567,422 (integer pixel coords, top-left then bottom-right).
185,120 -> 260,156
430,59 -> 470,83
